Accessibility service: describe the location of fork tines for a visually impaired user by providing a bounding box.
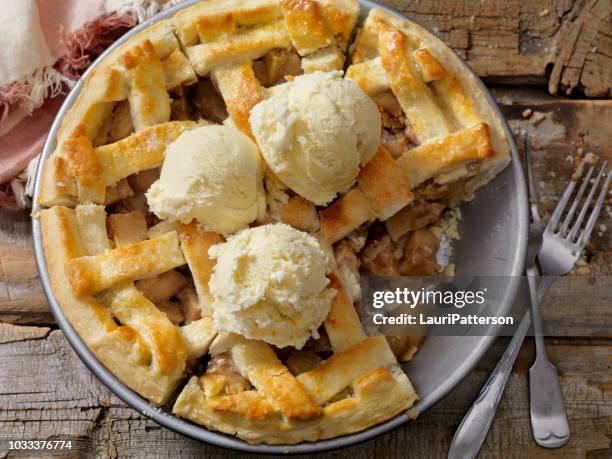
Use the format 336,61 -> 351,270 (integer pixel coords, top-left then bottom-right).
546,157 -> 610,248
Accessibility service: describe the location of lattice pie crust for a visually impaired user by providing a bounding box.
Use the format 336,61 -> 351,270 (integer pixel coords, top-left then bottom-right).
37,0 -> 509,445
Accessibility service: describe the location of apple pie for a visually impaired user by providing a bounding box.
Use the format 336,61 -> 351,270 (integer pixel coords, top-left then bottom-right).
36,0 -> 510,445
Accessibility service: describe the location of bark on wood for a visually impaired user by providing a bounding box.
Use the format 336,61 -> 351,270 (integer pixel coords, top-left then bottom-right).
0,325 -> 609,458
548,0 -> 612,96
384,0 -> 611,96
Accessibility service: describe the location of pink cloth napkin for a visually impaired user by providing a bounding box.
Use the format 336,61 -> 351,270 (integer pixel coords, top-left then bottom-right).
0,97 -> 64,185
0,0 -> 179,207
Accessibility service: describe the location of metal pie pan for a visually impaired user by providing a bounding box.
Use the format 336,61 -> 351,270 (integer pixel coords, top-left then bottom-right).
32,0 -> 528,454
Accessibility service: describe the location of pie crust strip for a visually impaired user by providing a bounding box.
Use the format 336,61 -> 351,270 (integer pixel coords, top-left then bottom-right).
66,231 -> 186,296
173,365 -> 417,444
178,222 -> 223,316
296,336 -> 397,405
357,145 -> 414,220
323,273 -> 364,352
396,122 -> 493,188
119,40 -> 171,132
229,336 -> 322,420
41,205 -> 187,405
97,121 -> 198,187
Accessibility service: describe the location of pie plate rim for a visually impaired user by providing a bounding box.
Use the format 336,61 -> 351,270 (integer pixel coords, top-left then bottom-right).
31,0 -> 528,453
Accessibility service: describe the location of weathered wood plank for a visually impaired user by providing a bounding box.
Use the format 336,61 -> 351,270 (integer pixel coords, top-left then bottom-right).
384,0 -> 612,96
547,0 -> 612,96
0,323 -> 48,344
493,88 -> 611,259
0,324 -> 609,458
0,211 -> 51,325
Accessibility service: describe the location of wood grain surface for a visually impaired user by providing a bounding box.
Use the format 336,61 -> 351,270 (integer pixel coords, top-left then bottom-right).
0,0 -> 611,457
0,325 -> 609,458
386,0 -> 612,96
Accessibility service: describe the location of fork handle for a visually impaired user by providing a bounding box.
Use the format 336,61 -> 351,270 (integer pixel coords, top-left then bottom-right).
528,274 -> 570,448
527,268 -> 547,358
448,280 -> 552,459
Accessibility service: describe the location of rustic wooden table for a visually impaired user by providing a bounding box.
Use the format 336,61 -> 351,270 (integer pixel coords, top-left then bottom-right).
1,1 -> 611,457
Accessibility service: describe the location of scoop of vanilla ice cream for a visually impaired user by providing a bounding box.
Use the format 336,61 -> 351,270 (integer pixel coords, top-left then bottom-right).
249,71 -> 381,205
209,223 -> 336,349
146,125 -> 266,236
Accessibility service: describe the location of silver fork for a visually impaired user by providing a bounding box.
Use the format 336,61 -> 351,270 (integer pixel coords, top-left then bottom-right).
448,146 -> 610,459
525,143 -> 567,448
530,154 -> 610,447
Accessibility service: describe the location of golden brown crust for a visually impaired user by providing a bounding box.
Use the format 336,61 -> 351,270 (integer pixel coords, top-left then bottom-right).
173,0 -> 357,76
173,0 -> 283,47
173,364 -> 416,444
348,8 -> 510,197
186,19 -> 292,76
377,21 -> 450,143
37,19 -> 191,206
230,336 -> 322,420
97,121 -> 197,187
318,188 -> 373,246
357,145 -> 414,221
120,39 -> 171,132
41,121 -> 196,206
281,0 -> 335,55
323,273 -> 363,352
63,127 -> 105,204
206,389 -> 277,420
211,63 -> 263,136
180,318 -> 217,360
396,122 -> 493,187
279,196 -> 319,232
41,207 -> 117,343
170,275 -> 415,443
65,231 -> 186,296
106,284 -> 187,375
301,45 -> 344,73
39,156 -> 77,207
52,157 -> 75,195
178,222 -> 223,316
40,206 -> 186,405
37,0 -> 359,207
313,0 -> 359,51
56,66 -> 127,145
75,205 -> 111,254
162,48 -> 198,90
296,336 -> 396,405
412,48 -> 445,82
345,57 -> 390,95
